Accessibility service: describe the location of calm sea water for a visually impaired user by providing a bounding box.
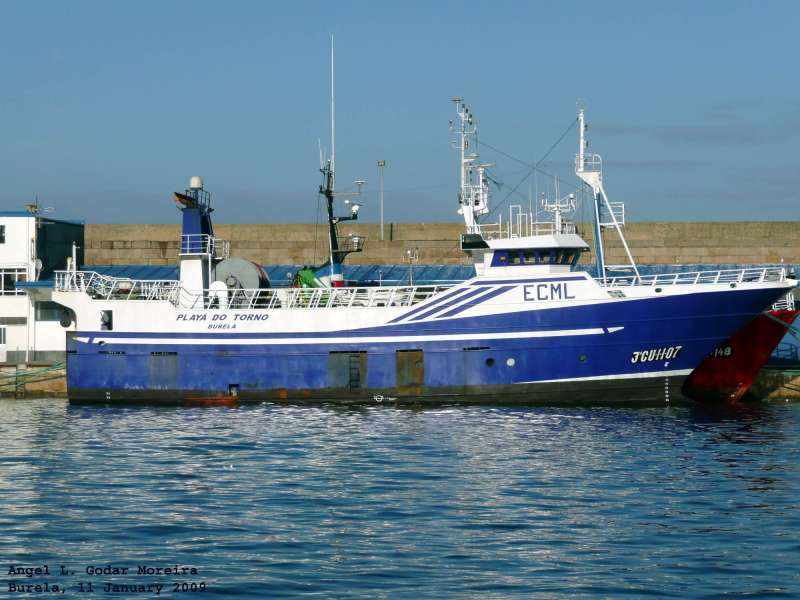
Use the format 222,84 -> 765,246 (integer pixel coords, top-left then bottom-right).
1,399 -> 799,599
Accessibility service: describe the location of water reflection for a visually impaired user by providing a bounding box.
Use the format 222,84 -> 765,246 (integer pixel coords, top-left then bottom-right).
0,399 -> 798,598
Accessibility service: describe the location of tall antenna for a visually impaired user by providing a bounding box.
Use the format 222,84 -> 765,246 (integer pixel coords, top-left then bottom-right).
330,34 -> 335,185
452,98 -> 491,234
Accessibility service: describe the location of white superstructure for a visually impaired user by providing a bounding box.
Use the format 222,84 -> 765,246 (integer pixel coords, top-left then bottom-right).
0,209 -> 83,363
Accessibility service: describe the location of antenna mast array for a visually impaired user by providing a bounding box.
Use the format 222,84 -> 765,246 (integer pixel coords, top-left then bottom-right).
330,34 -> 335,187
317,36 -> 366,287
452,98 -> 492,234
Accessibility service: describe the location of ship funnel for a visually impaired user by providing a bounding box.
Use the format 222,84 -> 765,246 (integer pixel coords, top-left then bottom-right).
189,176 -> 204,190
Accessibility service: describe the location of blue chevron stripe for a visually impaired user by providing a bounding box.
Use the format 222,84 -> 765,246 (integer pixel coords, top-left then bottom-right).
386,286 -> 471,324
435,285 -> 515,319
407,286 -> 492,322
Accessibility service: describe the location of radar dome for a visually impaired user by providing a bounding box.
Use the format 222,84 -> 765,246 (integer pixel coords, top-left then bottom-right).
189,176 -> 204,190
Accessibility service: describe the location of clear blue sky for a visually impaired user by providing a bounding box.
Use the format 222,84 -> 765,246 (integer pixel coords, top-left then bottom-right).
0,1 -> 796,224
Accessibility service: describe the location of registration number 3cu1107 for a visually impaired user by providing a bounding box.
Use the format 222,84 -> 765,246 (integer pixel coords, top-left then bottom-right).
631,345 -> 683,364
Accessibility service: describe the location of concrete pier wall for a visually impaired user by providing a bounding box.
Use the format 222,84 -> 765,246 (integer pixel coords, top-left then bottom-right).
0,364 -> 67,398
84,222 -> 800,266
749,369 -> 800,400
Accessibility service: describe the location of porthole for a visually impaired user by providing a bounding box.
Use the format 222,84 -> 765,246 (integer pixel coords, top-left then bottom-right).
655,287 -> 662,293
506,357 -> 515,367
579,353 -> 588,363
485,358 -> 495,367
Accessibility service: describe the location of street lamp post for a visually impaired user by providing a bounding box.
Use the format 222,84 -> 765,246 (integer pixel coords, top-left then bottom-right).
404,247 -> 419,286
377,160 -> 386,241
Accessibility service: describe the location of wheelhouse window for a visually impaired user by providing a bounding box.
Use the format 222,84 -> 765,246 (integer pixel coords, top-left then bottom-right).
492,248 -> 584,267
0,225 -> 5,244
0,268 -> 26,295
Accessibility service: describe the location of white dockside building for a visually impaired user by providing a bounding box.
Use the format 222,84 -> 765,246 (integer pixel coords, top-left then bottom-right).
0,209 -> 83,364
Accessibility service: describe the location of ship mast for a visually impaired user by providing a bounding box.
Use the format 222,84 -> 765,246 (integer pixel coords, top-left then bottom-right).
576,109 -> 606,281
317,36 -> 363,288
575,108 -> 639,282
452,98 -> 491,235
330,34 -> 335,190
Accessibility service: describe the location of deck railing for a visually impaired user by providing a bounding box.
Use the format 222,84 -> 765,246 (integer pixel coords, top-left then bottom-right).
772,343 -> 799,362
55,270 -> 453,310
599,202 -> 625,228
479,215 -> 577,241
55,267 -> 791,310
600,267 -> 788,288
772,292 -> 796,311
55,271 -> 181,302
180,234 -> 230,259
181,284 -> 454,311
576,153 -> 602,174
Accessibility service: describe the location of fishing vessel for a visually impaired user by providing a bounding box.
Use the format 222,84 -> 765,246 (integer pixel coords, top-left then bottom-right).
52,101 -> 796,404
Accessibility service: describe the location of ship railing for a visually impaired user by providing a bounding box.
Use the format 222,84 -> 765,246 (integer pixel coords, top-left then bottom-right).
599,202 -> 625,228
601,266 -> 788,288
477,222 -> 503,239
576,153 -> 602,174
54,270 -> 456,309
772,292 -> 796,311
478,217 -> 575,240
773,343 -> 799,362
55,270 -> 181,302
180,234 -> 230,259
335,234 -> 367,254
175,284 -> 455,310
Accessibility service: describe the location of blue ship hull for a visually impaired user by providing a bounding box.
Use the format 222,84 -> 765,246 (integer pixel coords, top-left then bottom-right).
65,286 -> 787,404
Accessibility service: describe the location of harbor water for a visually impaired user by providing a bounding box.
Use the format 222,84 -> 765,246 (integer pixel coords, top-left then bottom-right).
1,399 -> 799,598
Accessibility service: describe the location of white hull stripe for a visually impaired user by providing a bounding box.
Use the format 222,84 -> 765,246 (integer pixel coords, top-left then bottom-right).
77,326 -> 624,346
527,368 -> 692,384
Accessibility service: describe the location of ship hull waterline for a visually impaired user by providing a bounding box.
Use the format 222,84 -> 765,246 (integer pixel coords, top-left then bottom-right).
66,374 -> 690,406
